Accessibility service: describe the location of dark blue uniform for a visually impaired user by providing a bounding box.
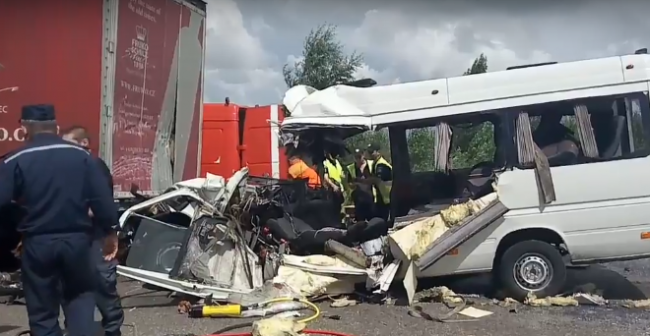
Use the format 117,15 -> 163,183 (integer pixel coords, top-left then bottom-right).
89,156 -> 124,336
0,105 -> 117,336
63,155 -> 124,336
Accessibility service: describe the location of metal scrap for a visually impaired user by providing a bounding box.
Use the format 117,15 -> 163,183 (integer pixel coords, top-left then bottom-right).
324,239 -> 369,268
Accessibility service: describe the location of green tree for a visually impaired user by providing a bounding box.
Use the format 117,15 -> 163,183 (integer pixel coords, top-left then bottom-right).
282,24 -> 389,160
283,24 -> 364,90
463,54 -> 488,75
344,129 -> 391,163
282,29 -> 497,171
407,128 -> 435,171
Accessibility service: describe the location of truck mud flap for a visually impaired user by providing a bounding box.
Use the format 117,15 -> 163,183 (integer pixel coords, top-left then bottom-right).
415,201 -> 508,272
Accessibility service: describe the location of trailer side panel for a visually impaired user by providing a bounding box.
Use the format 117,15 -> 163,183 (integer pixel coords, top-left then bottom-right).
111,0 -> 183,196
0,0 -> 104,154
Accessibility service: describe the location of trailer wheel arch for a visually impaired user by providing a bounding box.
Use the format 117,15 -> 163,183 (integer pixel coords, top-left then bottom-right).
492,227 -> 567,269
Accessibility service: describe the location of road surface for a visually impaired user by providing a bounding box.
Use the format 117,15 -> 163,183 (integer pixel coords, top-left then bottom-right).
1,260 -> 649,336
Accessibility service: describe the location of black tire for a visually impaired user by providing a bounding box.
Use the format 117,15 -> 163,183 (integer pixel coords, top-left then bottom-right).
496,240 -> 566,300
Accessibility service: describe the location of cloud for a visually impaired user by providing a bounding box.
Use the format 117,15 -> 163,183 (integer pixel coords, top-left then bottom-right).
249,17 -> 273,35
354,63 -> 401,85
343,2 -> 650,81
204,0 -> 284,105
348,9 -> 553,80
204,0 -> 650,105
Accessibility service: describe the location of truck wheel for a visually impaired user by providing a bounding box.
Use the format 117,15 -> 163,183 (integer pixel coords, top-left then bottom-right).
496,240 -> 566,300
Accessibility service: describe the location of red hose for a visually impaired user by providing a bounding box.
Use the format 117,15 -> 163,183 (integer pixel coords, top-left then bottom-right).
208,330 -> 356,336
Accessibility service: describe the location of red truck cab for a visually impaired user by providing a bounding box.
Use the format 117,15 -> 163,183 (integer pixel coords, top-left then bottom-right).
201,102 -> 287,179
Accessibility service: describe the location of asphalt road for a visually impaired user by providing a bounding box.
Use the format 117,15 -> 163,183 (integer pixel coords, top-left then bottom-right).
1,260 -> 649,336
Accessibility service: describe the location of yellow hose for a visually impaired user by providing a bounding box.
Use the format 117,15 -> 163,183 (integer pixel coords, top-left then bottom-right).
255,297 -> 321,324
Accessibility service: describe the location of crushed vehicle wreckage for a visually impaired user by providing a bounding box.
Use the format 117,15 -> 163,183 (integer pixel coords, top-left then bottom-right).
116,167 -> 392,301
112,163 -> 504,306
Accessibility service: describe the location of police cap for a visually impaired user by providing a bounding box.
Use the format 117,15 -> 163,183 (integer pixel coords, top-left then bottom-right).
367,143 -> 381,152
20,104 -> 56,122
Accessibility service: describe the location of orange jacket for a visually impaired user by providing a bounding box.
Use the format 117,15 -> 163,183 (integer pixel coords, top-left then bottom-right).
288,160 -> 321,188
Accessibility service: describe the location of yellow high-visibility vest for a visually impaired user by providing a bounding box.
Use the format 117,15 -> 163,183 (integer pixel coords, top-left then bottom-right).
323,158 -> 345,191
346,160 -> 374,179
347,160 -> 377,202
372,157 -> 392,204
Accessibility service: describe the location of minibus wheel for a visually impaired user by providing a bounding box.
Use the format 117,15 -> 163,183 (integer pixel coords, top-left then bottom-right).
496,240 -> 566,300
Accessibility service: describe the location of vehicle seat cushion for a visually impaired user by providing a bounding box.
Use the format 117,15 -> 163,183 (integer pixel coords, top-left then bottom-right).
290,199 -> 343,230
265,216 -> 314,242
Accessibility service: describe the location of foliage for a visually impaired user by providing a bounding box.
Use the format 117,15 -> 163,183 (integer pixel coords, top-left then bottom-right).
407,128 -> 435,171
463,54 -> 488,75
344,130 -> 391,163
283,24 -> 363,91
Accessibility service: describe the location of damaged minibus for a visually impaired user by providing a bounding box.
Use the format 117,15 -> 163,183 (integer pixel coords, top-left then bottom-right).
280,52 -> 650,300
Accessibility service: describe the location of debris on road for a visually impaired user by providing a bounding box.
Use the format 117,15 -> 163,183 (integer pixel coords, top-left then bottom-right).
458,306 -> 494,318
524,293 -> 578,307
573,293 -> 607,306
177,300 -> 191,314
329,296 -> 359,308
497,297 -> 519,307
252,317 -> 305,336
419,286 -> 466,305
521,292 -> 609,307
622,299 -> 650,309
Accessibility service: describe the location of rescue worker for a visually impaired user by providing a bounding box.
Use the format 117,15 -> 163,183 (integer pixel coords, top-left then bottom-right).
322,148 -> 345,214
366,144 -> 393,221
0,105 -> 118,336
345,149 -> 374,221
62,126 -> 124,336
288,153 -> 321,189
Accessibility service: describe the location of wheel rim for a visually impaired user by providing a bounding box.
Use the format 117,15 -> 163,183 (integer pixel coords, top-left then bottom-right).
156,244 -> 181,273
512,253 -> 553,292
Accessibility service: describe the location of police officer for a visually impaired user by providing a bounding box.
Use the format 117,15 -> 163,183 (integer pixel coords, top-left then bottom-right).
345,149 -> 374,221
322,147 -> 345,214
62,126 -> 124,336
366,144 -> 393,221
0,105 -> 118,336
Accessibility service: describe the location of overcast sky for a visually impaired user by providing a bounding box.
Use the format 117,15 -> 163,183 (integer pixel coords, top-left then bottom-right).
204,0 -> 650,105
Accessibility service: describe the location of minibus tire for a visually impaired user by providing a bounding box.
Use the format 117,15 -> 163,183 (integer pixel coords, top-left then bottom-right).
497,240 -> 566,300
